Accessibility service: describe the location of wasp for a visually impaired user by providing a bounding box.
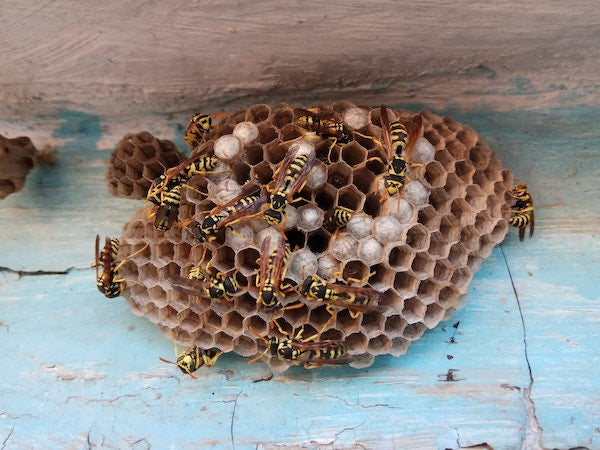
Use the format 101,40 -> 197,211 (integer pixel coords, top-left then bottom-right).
247,322 -> 350,368
92,235 -> 148,298
171,248 -> 239,302
183,112 -> 229,149
153,184 -> 183,231
159,334 -> 222,379
194,191 -> 268,242
323,206 -> 354,233
378,106 -> 424,198
299,272 -> 383,329
294,108 -> 353,146
252,235 -> 299,311
504,182 -> 535,241
263,148 -> 316,227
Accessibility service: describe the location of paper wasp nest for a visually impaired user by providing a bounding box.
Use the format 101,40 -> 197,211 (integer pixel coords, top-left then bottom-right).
0,134 -> 56,200
110,102 -> 513,370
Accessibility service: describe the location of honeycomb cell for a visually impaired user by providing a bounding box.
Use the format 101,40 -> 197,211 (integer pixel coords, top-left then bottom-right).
455,160 -> 475,185
433,258 -> 454,282
358,238 -> 383,266
341,141 -> 367,167
438,284 -> 461,308
308,305 -> 333,330
363,193 -> 382,218
235,247 -> 260,277
460,225 -> 480,252
327,161 -> 353,189
342,260 -> 370,283
336,309 -> 362,335
424,128 -> 444,150
384,315 -> 407,337
352,166 -> 376,195
389,337 -> 410,356
403,297 -> 426,324
404,181 -> 429,207
387,243 -> 414,271
314,183 -> 337,211
347,214 -> 372,239
337,185 -> 363,212
361,312 -> 385,338
368,335 -> 391,353
423,303 -> 445,329
450,197 -> 474,225
345,332 -> 368,352
417,280 -> 441,305
402,322 -> 426,341
406,224 -> 430,252
245,144 -> 264,165
411,252 -> 436,279
307,228 -> 331,254
296,205 -> 323,232
245,104 -> 271,124
393,271 -> 420,297
373,216 -> 402,244
330,234 -> 358,262
343,107 -> 369,129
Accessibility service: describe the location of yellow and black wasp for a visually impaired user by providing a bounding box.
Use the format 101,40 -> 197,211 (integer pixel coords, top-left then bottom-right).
252,235 -> 300,311
193,191 -> 268,243
299,272 -> 383,326
153,184 -> 183,231
294,108 -> 353,148
183,112 -> 229,149
92,235 -> 148,298
378,106 -> 424,198
504,182 -> 535,241
262,147 -> 316,228
247,321 -> 350,368
159,334 -> 223,379
171,248 -> 240,302
323,206 -> 354,233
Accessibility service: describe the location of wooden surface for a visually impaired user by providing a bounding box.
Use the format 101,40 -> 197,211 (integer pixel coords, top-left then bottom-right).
2,1 -> 600,119
0,104 -> 598,449
1,1 -> 599,448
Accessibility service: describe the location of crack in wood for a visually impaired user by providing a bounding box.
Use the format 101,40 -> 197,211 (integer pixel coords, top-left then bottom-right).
499,243 -> 543,447
0,265 -> 75,277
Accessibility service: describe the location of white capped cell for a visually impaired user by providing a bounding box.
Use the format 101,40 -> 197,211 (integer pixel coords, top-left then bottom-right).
214,135 -> 241,160
412,137 -> 436,164
387,197 -> 414,223
330,234 -> 358,262
372,216 -> 402,244
405,181 -> 429,206
358,238 -> 383,266
305,164 -> 327,190
317,254 -> 341,279
296,205 -> 323,232
233,121 -> 259,144
286,249 -> 318,284
343,107 -> 369,129
347,214 -> 372,239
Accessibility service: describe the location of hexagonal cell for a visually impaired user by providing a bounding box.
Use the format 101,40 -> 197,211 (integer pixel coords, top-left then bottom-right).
429,187 -> 451,213
368,335 -> 391,354
402,322 -> 426,341
327,161 -> 352,189
234,293 -> 257,316
360,311 -> 385,338
406,224 -> 430,252
362,193 -> 382,218
450,197 -> 475,225
418,205 -> 441,232
389,336 -> 411,356
337,184 -> 363,212
245,103 -> 271,124
427,231 -> 450,259
341,260 -> 370,284
345,332 -> 368,352
222,310 -> 244,334
434,148 -> 456,172
489,220 -> 509,244
474,211 -> 494,233
402,297 -> 426,324
233,334 -> 258,357
235,247 -> 260,277
423,160 -> 447,190
393,271 -> 420,297
242,315 -> 267,336
433,258 -> 454,282
251,161 -> 273,186
411,252 -> 436,279
468,145 -> 490,170
271,106 -> 294,128
281,302 -> 310,329
296,205 -> 323,232
245,144 -> 264,165
341,141 -> 367,167
459,225 -> 480,252
423,303 -> 446,329
372,216 -> 402,244
387,243 -> 414,272
450,267 -> 473,292
308,305 -> 334,330
313,183 -> 336,211
384,315 -> 407,337
438,284 -> 461,308
278,123 -> 304,143
447,243 -> 469,268
212,245 -> 236,273
454,159 -> 475,185
330,234 -> 358,262
352,166 -> 377,195
256,124 -> 279,145
214,331 -> 234,351
358,238 -> 383,266
335,309 -> 362,335
306,228 -> 331,254
446,140 -> 467,162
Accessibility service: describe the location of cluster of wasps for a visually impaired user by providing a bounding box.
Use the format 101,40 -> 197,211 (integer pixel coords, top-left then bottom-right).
94,106 -> 534,378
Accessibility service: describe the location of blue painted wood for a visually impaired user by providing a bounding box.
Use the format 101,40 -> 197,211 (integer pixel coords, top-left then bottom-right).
1,104 -> 598,448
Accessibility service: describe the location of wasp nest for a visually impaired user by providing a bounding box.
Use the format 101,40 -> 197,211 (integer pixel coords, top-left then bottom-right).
107,131 -> 187,199
111,102 -> 513,370
0,134 -> 56,199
